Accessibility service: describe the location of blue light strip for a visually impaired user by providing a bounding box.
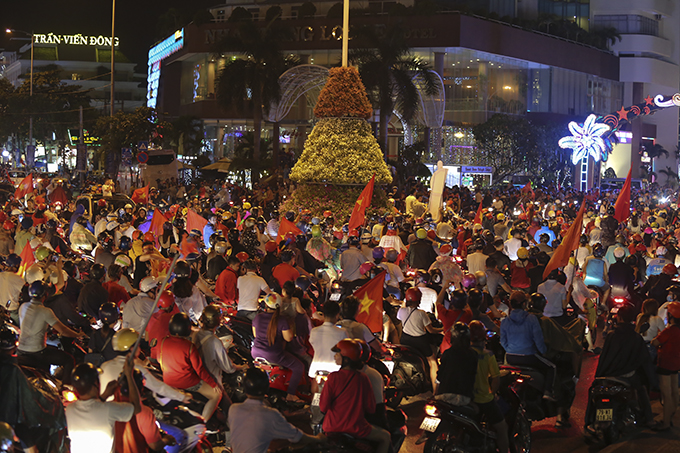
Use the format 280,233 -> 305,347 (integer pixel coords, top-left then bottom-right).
147,29 -> 184,108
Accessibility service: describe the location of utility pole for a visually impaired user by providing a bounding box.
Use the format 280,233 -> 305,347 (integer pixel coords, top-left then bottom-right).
341,0 -> 349,67
79,106 -> 84,185
110,0 -> 116,117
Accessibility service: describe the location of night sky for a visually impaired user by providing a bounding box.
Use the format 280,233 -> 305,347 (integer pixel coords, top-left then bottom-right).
1,0 -> 217,70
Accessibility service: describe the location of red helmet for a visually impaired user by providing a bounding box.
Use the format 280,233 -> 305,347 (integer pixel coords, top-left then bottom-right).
143,232 -> 155,243
663,263 -> 678,276
632,234 -> 643,242
3,220 -> 14,231
667,302 -> 680,319
405,287 -> 422,304
132,230 -> 142,241
158,290 -> 175,309
0,211 -> 7,222
97,199 -> 107,207
236,251 -> 249,263
331,339 -> 361,361
323,210 -> 333,218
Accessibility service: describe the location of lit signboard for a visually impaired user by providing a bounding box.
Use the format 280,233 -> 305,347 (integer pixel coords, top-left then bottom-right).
147,29 -> 184,108
34,33 -> 119,47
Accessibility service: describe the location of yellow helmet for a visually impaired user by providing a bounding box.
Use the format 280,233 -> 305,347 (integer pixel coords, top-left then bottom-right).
243,202 -> 251,210
517,247 -> 529,259
112,328 -> 139,352
416,228 -> 427,240
35,246 -> 50,261
496,213 -> 505,221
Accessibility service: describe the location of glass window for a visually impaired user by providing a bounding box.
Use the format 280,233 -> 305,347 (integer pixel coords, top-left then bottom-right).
593,15 -> 659,36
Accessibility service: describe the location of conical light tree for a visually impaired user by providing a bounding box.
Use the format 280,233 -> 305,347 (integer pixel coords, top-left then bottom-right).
285,66 -> 393,220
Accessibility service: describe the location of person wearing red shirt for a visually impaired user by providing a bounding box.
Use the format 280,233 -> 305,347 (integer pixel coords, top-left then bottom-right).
509,247 -> 533,291
272,250 -> 300,290
436,286 -> 473,353
651,301 -> 680,430
159,313 -> 222,422
320,339 -> 390,453
145,290 -> 179,363
104,264 -> 131,308
114,370 -> 176,453
215,256 -> 241,305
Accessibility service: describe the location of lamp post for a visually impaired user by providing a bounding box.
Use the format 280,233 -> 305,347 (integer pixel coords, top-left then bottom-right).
110,0 -> 115,117
5,28 -> 34,166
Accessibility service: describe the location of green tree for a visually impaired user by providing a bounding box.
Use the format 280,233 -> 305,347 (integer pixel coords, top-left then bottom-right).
93,106 -> 171,176
390,141 -> 431,187
349,24 -> 439,154
659,166 -> 679,188
298,2 -> 317,19
228,7 -> 252,22
0,78 -> 16,144
169,115 -> 203,156
214,19 -> 299,174
265,6 -> 283,21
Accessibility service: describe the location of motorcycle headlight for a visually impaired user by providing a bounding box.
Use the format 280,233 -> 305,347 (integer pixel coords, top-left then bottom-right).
425,404 -> 439,417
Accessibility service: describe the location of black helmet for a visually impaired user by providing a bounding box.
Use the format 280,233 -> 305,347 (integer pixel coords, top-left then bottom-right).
120,213 -> 133,224
593,244 -> 605,258
270,210 -> 279,220
450,322 -> 471,348
174,260 -> 191,278
347,235 -> 360,246
163,221 -> 173,231
169,313 -> 192,337
29,280 -> 47,299
0,325 -> 18,350
429,268 -> 443,285
5,253 -> 21,269
72,362 -> 100,396
63,260 -> 77,278
119,236 -> 132,252
90,263 -> 106,281
449,289 -> 468,310
98,232 -> 114,251
529,292 -> 547,311
244,367 -> 270,397
46,219 -> 58,229
607,206 -> 616,216
295,276 -> 311,292
99,301 -> 120,324
119,368 -> 145,397
285,211 -> 295,221
579,234 -> 588,245
173,217 -> 185,230
280,250 -> 294,263
227,229 -> 240,244
200,305 -> 222,330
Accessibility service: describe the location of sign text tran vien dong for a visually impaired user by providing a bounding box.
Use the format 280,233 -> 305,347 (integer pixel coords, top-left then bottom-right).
33,33 -> 120,47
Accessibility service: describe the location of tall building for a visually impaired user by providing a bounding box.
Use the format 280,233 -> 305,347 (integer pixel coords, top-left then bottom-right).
590,0 -> 680,183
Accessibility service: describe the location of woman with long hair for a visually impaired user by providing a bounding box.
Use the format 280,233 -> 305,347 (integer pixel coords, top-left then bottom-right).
651,302 -> 680,430
251,293 -> 305,403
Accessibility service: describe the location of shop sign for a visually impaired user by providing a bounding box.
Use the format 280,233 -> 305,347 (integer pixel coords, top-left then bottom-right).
34,33 -> 119,47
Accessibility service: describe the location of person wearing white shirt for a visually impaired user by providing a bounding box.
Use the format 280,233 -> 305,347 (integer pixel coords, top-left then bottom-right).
237,261 -> 272,318
504,230 -> 523,261
538,271 -> 569,319
637,299 -> 666,342
466,247 -> 489,275
308,300 -> 349,378
66,360 -> 139,453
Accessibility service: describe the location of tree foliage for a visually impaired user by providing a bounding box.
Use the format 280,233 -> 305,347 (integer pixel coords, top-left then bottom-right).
390,141 -> 431,187
314,67 -> 373,119
472,114 -> 571,184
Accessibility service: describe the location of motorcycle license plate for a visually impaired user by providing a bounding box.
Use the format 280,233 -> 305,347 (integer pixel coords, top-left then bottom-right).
596,408 -> 613,422
312,393 -> 321,407
330,293 -> 342,301
420,416 -> 441,432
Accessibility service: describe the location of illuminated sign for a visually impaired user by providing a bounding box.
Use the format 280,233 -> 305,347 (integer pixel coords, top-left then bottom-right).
558,114 -> 611,165
147,29 -> 184,108
34,33 -> 119,47
68,129 -> 99,146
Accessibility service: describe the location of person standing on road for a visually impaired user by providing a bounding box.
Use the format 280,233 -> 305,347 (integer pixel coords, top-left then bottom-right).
650,302 -> 680,430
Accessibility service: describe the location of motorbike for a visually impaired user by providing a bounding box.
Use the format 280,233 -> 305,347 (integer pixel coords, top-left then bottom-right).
147,396 -> 214,453
418,368 -> 531,453
253,357 -> 312,412
586,377 -> 642,445
380,342 -> 433,407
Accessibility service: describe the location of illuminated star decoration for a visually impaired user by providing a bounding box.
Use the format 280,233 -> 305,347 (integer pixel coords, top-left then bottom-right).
358,293 -> 374,315
558,114 -> 611,165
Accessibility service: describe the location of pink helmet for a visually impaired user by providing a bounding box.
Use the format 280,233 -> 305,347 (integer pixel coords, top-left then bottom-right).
462,273 -> 477,289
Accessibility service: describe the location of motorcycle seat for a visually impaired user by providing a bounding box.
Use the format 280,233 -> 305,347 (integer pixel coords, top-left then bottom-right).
593,377 -> 631,387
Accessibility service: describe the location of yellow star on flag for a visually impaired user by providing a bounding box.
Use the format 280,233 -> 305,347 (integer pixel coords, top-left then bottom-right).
355,198 -> 363,207
359,292 -> 373,315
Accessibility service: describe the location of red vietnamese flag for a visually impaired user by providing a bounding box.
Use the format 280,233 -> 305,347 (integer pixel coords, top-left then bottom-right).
131,185 -> 149,204
48,185 -> 69,205
543,201 -> 586,279
186,209 -> 208,234
348,174 -> 375,232
14,174 -> 34,199
18,242 -> 36,278
520,182 -> 535,200
149,209 -> 168,238
354,270 -> 386,333
614,166 -> 632,223
473,200 -> 483,225
276,217 -> 303,244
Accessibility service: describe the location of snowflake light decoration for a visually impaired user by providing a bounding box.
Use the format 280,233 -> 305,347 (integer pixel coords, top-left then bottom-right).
559,114 -> 611,165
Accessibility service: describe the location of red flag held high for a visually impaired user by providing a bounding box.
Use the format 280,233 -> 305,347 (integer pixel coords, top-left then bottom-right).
353,271 -> 386,333
149,209 -> 169,239
473,200 -> 483,225
276,217 -> 303,244
520,182 -> 535,199
14,174 -> 34,199
614,166 -> 632,223
543,202 -> 586,280
348,174 -> 375,232
186,209 -> 208,234
48,185 -> 69,205
18,242 -> 35,278
131,185 -> 149,204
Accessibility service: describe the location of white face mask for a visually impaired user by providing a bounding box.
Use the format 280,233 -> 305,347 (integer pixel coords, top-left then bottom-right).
668,295 -> 675,302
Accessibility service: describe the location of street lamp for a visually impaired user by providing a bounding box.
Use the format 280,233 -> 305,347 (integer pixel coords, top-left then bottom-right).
5,28 -> 34,166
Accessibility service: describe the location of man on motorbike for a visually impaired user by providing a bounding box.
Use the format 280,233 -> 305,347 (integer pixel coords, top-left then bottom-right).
588,305 -> 654,428
436,322 -> 477,406
215,255 -> 242,306
309,300 -> 349,379
320,339 -> 391,453
77,263 -> 109,320
583,244 -> 610,306
407,228 -> 439,271
0,254 -> 26,324
17,281 -> 85,384
647,246 -> 673,278
228,368 -> 326,453
66,360 -> 140,453
500,291 -> 557,401
159,313 -> 223,421
340,233 -> 367,282
122,276 -> 160,333
338,296 -> 384,354
608,247 -> 636,301
236,259 -> 272,321
640,263 -> 677,305
100,328 -> 189,403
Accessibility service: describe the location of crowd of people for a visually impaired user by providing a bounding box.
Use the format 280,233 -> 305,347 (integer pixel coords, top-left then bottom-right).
1,171 -> 680,453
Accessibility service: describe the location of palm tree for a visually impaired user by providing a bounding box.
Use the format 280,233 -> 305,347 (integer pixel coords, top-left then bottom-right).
659,166 -> 680,188
214,20 -> 298,175
349,24 -> 439,155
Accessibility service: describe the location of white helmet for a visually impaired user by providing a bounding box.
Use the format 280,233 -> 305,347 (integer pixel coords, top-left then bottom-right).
106,221 -> 119,231
25,264 -> 45,284
214,241 -> 228,255
140,276 -> 160,293
114,255 -> 132,268
657,246 -> 667,257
